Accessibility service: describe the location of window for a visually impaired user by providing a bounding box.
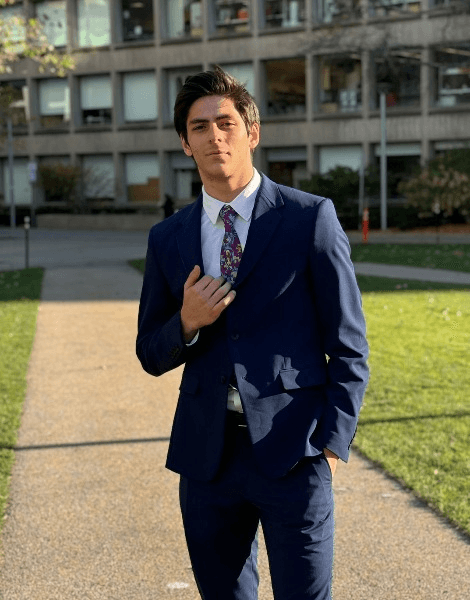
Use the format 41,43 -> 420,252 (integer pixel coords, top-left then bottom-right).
266,148 -> 307,188
373,143 -> 421,197
319,145 -> 363,173
36,1 -> 67,47
123,71 -> 157,122
434,45 -> 470,108
0,3 -> 26,47
168,152 -> 202,209
219,63 -> 255,97
262,0 -> 305,29
211,0 -> 250,36
125,153 -> 160,202
2,158 -> 32,205
121,0 -> 154,42
264,58 -> 306,116
374,50 -> 420,109
318,56 -> 361,114
163,0 -> 202,39
368,0 -> 420,17
79,75 -> 112,125
38,78 -> 70,128
77,0 -> 111,47
313,0 -> 361,24
0,80 -> 29,128
165,66 -> 202,122
82,155 -> 115,199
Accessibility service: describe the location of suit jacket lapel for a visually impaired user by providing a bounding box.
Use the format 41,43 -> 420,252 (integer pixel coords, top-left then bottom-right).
235,175 -> 284,288
176,195 -> 204,277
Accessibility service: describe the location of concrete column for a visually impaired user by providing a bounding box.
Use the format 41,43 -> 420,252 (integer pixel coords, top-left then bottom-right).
153,0 -> 161,45
361,50 -> 370,120
306,53 -> 314,122
311,54 -> 319,117
114,152 -> 126,205
420,46 -> 431,165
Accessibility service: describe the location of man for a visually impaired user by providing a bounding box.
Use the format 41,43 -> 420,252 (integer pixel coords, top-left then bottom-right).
136,67 -> 369,600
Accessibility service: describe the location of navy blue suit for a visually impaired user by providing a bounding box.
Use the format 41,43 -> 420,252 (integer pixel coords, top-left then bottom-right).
137,174 -> 369,599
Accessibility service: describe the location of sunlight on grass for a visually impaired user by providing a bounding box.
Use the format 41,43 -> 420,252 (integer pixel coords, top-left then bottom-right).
357,288 -> 470,534
0,269 -> 43,531
351,244 -> 470,273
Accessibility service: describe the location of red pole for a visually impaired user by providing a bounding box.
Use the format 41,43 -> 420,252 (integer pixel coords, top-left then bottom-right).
362,208 -> 369,244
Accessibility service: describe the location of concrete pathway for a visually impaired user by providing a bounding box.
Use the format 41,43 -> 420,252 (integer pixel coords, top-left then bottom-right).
0,230 -> 469,598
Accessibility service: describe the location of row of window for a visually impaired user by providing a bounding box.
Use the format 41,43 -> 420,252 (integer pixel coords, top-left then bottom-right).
3,47 -> 470,130
0,0 -> 457,49
4,139 -> 468,206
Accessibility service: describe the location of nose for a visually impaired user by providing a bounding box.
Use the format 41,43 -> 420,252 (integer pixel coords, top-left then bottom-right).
208,122 -> 222,143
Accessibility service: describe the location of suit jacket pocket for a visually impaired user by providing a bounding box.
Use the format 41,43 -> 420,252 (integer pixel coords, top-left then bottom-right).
279,367 -> 327,391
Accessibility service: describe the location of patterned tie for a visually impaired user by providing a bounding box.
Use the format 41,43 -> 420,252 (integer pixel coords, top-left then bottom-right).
219,204 -> 243,285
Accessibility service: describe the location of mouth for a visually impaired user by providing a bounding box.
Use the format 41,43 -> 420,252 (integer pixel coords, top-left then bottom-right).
208,150 -> 228,156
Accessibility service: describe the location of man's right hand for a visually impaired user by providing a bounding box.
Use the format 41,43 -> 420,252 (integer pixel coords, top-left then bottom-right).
181,265 -> 236,343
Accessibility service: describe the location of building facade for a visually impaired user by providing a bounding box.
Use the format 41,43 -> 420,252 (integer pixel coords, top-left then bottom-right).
1,0 -> 470,216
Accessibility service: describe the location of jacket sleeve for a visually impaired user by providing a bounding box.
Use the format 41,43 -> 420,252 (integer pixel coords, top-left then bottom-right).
310,198 -> 369,462
136,227 -> 191,377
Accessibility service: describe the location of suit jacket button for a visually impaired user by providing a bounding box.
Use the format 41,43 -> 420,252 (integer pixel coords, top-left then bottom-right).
231,333 -> 239,341
220,375 -> 227,384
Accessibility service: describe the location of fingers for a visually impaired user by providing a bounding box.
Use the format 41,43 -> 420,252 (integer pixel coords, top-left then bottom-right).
184,265 -> 201,290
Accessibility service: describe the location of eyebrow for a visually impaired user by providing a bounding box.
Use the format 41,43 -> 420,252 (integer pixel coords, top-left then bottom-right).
188,114 -> 235,125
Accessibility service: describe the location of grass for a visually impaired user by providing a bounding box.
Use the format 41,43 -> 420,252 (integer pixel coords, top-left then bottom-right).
130,253 -> 470,533
0,255 -> 465,549
351,244 -> 470,273
356,284 -> 470,536
0,268 -> 44,531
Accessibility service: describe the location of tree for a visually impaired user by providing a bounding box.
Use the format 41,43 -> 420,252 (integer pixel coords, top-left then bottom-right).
398,151 -> 470,220
0,0 -> 75,77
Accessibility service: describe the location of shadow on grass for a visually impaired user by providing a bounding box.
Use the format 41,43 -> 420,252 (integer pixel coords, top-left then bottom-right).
3,436 -> 171,452
357,275 -> 470,293
359,411 -> 470,426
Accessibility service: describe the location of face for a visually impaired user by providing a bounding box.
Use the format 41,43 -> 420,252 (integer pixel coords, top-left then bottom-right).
181,95 -> 259,188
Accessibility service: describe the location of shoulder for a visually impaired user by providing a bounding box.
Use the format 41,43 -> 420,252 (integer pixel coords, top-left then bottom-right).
277,183 -> 328,211
260,174 -> 328,211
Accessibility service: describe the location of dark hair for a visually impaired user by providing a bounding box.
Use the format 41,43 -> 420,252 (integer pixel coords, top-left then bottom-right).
174,66 -> 260,144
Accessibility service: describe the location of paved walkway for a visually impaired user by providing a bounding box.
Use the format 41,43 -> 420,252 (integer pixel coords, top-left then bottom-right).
0,229 -> 469,598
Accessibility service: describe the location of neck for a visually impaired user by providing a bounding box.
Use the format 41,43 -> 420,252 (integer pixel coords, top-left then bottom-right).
202,168 -> 254,203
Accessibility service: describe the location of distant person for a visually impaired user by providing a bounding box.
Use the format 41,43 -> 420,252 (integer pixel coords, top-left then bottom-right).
137,67 -> 369,600
163,194 -> 174,219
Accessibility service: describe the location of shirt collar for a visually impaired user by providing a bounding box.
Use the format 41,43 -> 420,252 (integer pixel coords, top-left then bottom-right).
202,169 -> 261,225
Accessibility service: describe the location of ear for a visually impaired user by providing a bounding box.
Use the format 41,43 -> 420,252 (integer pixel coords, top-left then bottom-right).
180,135 -> 193,157
248,123 -> 260,152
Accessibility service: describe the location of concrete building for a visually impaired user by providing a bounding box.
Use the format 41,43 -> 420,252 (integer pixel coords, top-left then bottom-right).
1,0 -> 469,220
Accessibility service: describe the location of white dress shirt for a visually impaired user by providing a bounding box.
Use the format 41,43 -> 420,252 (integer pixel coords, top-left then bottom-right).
186,168 -> 261,413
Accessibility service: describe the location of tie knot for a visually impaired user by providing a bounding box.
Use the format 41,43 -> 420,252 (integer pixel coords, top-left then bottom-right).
219,204 -> 237,230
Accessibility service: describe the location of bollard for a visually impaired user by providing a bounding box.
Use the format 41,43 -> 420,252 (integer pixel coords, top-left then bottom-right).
362,208 -> 369,244
24,216 -> 30,269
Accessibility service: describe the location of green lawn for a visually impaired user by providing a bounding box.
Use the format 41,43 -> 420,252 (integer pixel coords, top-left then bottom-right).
356,285 -> 470,536
130,254 -> 470,534
351,244 -> 470,273
0,268 -> 44,531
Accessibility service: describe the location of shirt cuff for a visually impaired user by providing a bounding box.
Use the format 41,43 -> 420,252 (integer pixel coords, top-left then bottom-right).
185,330 -> 199,346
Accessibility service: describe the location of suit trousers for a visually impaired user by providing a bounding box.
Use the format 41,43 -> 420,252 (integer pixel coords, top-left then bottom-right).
179,416 -> 335,600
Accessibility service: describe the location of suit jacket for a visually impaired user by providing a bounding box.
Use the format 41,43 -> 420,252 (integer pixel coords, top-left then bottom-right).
136,174 -> 369,481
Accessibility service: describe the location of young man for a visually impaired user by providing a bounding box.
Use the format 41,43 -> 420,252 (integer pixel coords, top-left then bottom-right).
136,67 -> 369,600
